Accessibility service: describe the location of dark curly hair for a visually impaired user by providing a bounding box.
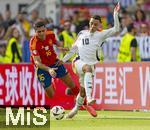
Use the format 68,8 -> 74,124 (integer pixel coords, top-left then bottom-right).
135,9 -> 146,22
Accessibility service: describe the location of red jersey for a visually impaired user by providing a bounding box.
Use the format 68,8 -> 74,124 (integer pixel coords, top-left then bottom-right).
30,30 -> 57,66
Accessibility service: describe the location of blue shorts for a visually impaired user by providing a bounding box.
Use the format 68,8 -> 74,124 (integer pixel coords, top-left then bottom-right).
37,64 -> 68,89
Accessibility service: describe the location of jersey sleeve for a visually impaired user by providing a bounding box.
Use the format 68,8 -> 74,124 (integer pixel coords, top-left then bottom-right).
73,30 -> 83,46
100,12 -> 120,41
77,30 -> 83,37
30,37 -> 39,56
62,44 -> 78,63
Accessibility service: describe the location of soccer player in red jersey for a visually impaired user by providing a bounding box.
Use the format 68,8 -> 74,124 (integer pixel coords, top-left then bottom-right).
30,21 -> 96,117
29,21 -> 79,98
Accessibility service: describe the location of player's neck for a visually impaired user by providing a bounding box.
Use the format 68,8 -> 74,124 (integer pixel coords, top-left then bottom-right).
89,30 -> 95,33
38,35 -> 46,41
89,29 -> 96,33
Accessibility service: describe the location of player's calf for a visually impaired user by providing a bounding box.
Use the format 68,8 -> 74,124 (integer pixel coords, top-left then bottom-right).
65,106 -> 78,119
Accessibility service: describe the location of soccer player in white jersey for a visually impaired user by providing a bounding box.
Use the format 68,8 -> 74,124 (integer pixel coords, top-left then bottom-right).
59,3 -> 120,118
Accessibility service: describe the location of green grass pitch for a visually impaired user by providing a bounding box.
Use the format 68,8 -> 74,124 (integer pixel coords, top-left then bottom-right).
0,108 -> 150,130
50,110 -> 150,130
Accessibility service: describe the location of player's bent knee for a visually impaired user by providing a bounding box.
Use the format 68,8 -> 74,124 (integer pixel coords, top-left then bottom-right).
83,65 -> 92,73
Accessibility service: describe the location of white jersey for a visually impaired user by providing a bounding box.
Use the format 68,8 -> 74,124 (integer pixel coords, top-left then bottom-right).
62,12 -> 120,65
74,30 -> 107,65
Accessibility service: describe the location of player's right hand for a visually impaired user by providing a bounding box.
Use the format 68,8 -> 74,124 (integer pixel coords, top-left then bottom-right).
55,60 -> 64,66
48,68 -> 57,78
114,2 -> 120,13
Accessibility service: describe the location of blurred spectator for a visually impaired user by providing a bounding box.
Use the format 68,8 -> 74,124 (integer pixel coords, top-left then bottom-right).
0,23 -> 7,61
59,20 -> 77,61
0,27 -> 22,63
0,24 -> 6,40
120,0 -> 136,7
16,11 -> 31,62
76,9 -> 89,33
22,38 -> 31,62
67,16 -> 76,33
2,10 -> 16,30
120,11 -> 133,36
72,10 -> 80,33
0,40 -> 7,58
107,5 -> 114,28
0,44 -> 6,56
16,11 -> 31,39
139,23 -> 149,36
45,17 -> 55,30
0,44 -> 6,63
0,13 -> 4,23
134,9 -> 148,35
30,9 -> 39,25
101,16 -> 108,29
117,23 -> 141,62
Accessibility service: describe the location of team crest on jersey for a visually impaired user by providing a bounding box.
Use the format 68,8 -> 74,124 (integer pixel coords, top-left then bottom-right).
45,46 -> 49,50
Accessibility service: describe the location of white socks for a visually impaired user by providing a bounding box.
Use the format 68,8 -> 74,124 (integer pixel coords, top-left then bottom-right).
84,72 -> 93,100
74,94 -> 84,110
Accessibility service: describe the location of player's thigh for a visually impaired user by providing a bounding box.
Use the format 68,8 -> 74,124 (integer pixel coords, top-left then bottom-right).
60,73 -> 75,88
37,68 -> 52,89
55,64 -> 75,88
74,60 -> 85,88
45,85 -> 55,98
75,59 -> 86,75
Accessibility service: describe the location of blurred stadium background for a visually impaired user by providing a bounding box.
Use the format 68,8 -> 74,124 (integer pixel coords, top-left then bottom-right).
0,0 -> 150,130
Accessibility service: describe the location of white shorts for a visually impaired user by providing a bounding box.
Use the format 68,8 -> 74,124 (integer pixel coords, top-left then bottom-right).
74,59 -> 94,87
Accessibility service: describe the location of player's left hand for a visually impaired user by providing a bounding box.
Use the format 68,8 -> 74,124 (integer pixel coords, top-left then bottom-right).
114,2 -> 120,13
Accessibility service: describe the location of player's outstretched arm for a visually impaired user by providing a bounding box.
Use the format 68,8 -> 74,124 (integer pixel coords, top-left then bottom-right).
114,2 -> 120,14
55,41 -> 70,52
113,2 -> 120,32
62,44 -> 78,63
100,2 -> 120,41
